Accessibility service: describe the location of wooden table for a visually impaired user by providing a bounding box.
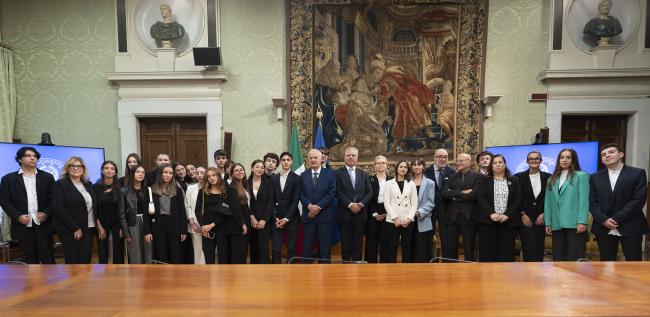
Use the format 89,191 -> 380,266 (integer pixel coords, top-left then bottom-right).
1,263 -> 649,316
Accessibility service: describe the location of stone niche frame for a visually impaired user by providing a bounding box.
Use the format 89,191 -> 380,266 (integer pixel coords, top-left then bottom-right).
287,0 -> 488,164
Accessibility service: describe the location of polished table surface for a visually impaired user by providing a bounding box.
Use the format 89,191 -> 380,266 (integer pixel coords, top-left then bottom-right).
1,262 -> 649,316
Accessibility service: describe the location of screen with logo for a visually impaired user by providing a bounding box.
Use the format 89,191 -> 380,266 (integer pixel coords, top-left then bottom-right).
485,141 -> 599,175
0,142 -> 105,182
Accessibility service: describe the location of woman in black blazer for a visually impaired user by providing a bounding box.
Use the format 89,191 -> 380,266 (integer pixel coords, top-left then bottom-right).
143,163 -> 187,264
247,160 -> 274,264
476,154 -> 522,262
121,164 -> 152,264
51,156 -> 98,264
94,160 -> 126,264
195,167 -> 248,264
366,155 -> 392,263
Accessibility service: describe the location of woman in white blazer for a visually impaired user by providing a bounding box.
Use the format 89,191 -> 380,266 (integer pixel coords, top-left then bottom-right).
383,159 -> 418,263
185,168 -> 206,264
411,158 -> 436,262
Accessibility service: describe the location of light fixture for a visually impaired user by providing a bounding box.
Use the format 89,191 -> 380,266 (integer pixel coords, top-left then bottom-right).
482,95 -> 502,118
272,98 -> 286,121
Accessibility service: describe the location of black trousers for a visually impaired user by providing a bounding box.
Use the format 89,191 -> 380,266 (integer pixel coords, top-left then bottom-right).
152,215 -> 183,264
520,224 -> 546,262
478,222 -> 516,262
551,228 -> 587,261
249,223 -> 271,264
596,234 -> 643,261
97,221 -> 125,264
364,217 -> 385,263
202,233 -> 217,264
381,221 -> 415,263
215,224 -> 248,264
181,235 -> 194,264
19,224 -> 55,264
59,227 -> 95,264
271,218 -> 299,264
442,215 -> 476,261
338,221 -> 366,262
413,229 -> 433,263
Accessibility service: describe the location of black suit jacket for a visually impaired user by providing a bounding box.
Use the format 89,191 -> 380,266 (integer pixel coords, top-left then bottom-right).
476,177 -> 522,227
336,166 -> 373,222
248,176 -> 275,222
425,165 -> 456,217
514,170 -> 550,224
143,191 -> 187,236
0,169 -> 55,239
195,187 -> 245,235
368,175 -> 393,218
271,171 -> 301,221
51,178 -> 98,233
589,165 -> 649,236
440,170 -> 485,224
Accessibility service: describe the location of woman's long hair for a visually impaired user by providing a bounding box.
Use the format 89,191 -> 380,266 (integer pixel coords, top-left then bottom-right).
152,163 -> 176,197
548,148 -> 581,188
123,153 -> 142,185
487,154 -> 512,179
97,161 -> 120,201
126,165 -> 147,190
201,167 -> 226,194
394,159 -> 412,181
230,163 -> 249,205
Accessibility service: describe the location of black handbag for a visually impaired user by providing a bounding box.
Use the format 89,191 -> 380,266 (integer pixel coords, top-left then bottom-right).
202,192 -> 232,217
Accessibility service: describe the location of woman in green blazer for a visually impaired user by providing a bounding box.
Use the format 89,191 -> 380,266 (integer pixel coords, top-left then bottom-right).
544,148 -> 590,261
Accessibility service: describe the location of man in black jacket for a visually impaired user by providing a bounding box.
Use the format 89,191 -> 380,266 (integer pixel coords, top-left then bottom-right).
440,153 -> 484,261
0,146 -> 55,263
590,143 -> 648,261
271,152 -> 302,263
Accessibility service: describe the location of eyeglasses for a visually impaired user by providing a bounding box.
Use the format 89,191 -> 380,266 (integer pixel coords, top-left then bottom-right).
527,158 -> 542,162
69,164 -> 84,170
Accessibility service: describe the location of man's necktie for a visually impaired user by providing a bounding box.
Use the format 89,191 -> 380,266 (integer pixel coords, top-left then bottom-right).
312,172 -> 319,187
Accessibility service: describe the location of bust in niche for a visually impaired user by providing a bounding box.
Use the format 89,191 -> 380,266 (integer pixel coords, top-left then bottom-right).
150,3 -> 186,48
583,0 -> 622,47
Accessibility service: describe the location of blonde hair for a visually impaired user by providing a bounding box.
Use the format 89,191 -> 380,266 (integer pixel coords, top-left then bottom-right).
202,167 -> 226,194
60,156 -> 89,182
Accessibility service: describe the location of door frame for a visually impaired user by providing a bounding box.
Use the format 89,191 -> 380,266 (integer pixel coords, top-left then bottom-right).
118,100 -> 222,168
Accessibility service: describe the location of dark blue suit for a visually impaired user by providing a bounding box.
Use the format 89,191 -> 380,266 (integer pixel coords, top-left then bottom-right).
300,167 -> 337,261
271,171 -> 302,263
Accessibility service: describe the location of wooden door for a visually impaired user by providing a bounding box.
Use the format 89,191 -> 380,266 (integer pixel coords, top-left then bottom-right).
561,115 -> 627,170
140,117 -> 207,169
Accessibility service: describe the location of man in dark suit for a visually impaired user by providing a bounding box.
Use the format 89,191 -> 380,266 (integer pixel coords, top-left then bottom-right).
0,146 -> 56,263
514,150 -> 551,262
440,153 -> 484,261
271,152 -> 302,263
300,148 -> 337,262
424,148 -> 455,256
336,147 -> 373,262
590,143 -> 648,261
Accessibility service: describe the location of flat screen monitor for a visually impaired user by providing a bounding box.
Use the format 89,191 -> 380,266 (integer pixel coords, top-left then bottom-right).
485,141 -> 599,175
0,142 -> 106,182
193,47 -> 221,66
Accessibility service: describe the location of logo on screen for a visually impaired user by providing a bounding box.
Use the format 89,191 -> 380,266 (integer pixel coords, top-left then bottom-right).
38,158 -> 64,179
515,156 -> 556,174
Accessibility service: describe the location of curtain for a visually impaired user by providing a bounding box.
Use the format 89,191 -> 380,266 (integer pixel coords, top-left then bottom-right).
0,45 -> 16,143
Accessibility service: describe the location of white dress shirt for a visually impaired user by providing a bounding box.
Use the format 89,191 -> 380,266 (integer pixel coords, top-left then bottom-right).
529,172 -> 541,199
607,165 -> 624,236
19,168 -> 39,227
73,181 -> 95,228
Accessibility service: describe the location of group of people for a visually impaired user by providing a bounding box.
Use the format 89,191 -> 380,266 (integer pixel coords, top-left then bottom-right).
0,142 -> 647,264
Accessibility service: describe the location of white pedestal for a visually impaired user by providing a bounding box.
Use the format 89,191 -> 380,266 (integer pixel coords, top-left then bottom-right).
591,45 -> 618,69
155,48 -> 177,71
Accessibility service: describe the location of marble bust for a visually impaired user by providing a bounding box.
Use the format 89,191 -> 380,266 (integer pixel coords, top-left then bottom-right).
150,4 -> 186,48
583,0 -> 622,46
